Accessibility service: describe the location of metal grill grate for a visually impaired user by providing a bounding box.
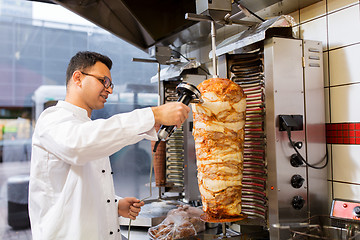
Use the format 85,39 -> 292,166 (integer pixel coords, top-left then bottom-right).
229,50 -> 267,224
164,85 -> 185,189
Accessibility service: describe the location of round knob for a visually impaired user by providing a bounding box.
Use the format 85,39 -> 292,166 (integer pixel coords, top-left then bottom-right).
290,154 -> 303,167
291,174 -> 305,188
294,141 -> 303,149
353,206 -> 360,218
292,195 -> 305,210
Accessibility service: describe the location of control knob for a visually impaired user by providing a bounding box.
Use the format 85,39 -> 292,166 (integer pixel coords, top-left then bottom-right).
290,154 -> 303,167
291,174 -> 305,188
292,195 -> 305,210
353,206 -> 360,218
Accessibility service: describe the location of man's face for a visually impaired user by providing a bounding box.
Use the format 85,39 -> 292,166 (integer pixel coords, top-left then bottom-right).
80,61 -> 113,111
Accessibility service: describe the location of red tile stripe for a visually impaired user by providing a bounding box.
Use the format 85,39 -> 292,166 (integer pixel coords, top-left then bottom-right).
326,123 -> 360,144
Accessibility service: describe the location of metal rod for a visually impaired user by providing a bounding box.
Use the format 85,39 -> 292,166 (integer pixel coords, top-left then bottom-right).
185,13 -> 212,22
132,57 -> 158,63
157,63 -> 161,106
222,223 -> 226,238
211,21 -> 218,77
128,151 -> 156,240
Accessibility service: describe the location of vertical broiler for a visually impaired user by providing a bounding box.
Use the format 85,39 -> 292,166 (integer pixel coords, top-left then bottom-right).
153,38 -> 327,240
150,2 -> 327,239
217,36 -> 327,239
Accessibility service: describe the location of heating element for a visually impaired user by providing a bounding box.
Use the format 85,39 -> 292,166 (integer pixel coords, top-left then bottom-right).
163,82 -> 185,190
228,51 -> 267,225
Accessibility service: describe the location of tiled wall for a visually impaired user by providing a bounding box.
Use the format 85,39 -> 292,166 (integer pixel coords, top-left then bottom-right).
291,0 -> 360,202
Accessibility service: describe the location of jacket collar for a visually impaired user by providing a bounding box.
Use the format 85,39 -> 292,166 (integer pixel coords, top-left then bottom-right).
56,101 -> 91,121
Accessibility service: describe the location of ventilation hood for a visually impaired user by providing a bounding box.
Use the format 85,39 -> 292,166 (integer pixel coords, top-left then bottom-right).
32,0 -> 322,51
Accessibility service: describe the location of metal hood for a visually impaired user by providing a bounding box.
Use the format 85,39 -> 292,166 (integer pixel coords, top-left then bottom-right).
33,0 -> 322,51
48,0 -> 198,51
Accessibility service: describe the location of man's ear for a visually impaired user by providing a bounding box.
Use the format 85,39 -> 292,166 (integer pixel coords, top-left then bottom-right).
72,71 -> 82,87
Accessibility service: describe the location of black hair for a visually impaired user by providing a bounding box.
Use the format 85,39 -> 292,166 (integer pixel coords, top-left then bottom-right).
65,51 -> 112,86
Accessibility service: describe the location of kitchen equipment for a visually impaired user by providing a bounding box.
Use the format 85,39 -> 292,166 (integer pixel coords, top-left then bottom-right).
156,82 -> 202,144
49,0 -> 323,51
273,199 -> 360,239
150,28 -> 327,240
216,36 -> 327,239
153,72 -> 206,201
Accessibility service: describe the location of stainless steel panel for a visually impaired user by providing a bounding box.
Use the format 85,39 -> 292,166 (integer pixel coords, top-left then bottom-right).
196,0 -> 232,14
45,0 -> 323,51
264,37 -> 308,239
302,40 -> 328,216
240,0 -> 322,21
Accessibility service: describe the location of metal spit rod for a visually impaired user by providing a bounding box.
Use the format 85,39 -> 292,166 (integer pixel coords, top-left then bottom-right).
211,20 -> 218,77
185,13 -> 218,78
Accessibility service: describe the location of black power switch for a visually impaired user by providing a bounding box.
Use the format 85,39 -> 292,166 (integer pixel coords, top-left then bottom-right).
279,115 -> 303,131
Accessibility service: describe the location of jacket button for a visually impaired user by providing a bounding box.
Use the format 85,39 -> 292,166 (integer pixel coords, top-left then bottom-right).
102,170 -> 105,173
107,199 -> 110,203
118,229 -> 120,232
115,199 -> 118,203
111,171 -> 113,174
110,231 -> 113,235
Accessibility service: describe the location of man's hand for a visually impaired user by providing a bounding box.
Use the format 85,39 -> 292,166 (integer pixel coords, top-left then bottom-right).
151,102 -> 191,128
118,197 -> 145,220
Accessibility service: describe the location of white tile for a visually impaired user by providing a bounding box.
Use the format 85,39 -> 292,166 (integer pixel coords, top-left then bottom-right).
299,16 -> 328,50
324,88 -> 330,123
328,5 -> 360,50
327,0 -> 359,13
330,84 -> 360,122
323,52 -> 329,87
333,182 -> 360,201
329,44 -> 360,86
332,145 -> 360,184
300,0 -> 326,23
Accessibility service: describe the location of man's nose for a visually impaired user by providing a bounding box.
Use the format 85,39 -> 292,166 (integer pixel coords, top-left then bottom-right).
106,87 -> 113,94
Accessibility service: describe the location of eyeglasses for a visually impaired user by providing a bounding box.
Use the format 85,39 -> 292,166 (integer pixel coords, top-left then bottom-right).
80,71 -> 114,89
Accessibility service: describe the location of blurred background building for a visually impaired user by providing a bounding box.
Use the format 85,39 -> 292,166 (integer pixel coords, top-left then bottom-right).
0,0 -> 158,238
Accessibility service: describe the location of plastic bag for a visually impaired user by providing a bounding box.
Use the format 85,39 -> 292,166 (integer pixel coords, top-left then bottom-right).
148,205 -> 205,240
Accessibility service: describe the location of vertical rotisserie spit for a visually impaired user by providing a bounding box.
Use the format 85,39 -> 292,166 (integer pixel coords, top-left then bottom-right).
192,78 -> 246,220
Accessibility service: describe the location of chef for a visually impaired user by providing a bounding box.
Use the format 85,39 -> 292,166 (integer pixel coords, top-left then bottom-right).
28,51 -> 190,240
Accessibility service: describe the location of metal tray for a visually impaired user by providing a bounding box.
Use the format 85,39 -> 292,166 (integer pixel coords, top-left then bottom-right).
275,216 -> 360,240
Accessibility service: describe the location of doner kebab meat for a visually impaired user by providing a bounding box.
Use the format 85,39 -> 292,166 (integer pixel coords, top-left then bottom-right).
192,78 -> 246,219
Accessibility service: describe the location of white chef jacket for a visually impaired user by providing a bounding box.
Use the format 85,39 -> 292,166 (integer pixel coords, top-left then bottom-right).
29,101 -> 157,240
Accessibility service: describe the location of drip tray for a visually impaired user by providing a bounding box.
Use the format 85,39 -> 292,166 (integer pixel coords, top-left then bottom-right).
275,216 -> 360,240
291,225 -> 360,240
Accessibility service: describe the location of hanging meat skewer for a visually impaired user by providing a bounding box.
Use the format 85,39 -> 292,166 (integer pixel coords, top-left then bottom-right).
192,78 -> 246,220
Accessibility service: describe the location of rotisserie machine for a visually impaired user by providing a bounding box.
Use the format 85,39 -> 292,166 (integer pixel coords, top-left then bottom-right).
153,35 -> 327,239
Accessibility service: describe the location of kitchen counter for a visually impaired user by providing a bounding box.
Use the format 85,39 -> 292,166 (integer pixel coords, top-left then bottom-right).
121,223 -> 269,240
